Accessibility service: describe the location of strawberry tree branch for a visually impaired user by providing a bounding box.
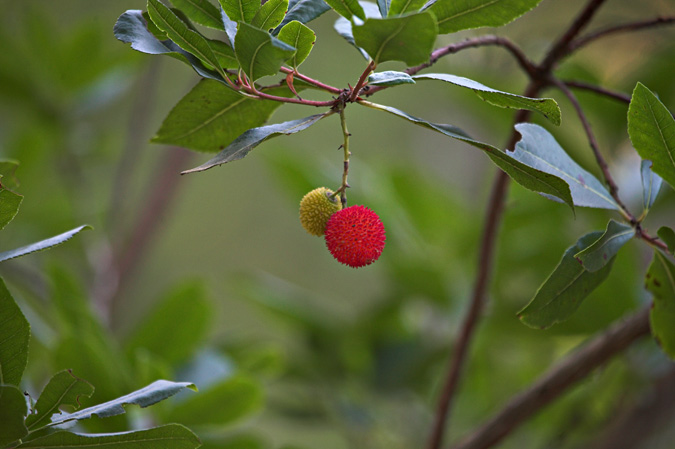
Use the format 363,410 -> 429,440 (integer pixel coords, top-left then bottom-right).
563,80 -> 631,104
350,60 -> 376,102
568,16 -> 675,53
279,67 -> 343,94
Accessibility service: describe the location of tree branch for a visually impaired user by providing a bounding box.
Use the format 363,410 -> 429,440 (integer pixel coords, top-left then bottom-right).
451,308 -> 651,449
563,80 -> 631,104
568,16 -> 675,53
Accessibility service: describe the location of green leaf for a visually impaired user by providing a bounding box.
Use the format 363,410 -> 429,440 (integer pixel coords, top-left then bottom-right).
388,0 -> 425,16
352,12 -> 437,65
171,0 -> 224,29
0,384 -> 28,447
0,278 -> 30,386
647,252 -> 675,359
235,22 -> 295,81
0,187 -> 23,231
273,0 -> 331,34
207,38 -> 239,68
182,113 -> 331,174
277,20 -> 316,68
124,281 -> 212,365
657,226 -> 675,255
428,0 -> 544,34
153,80 -> 299,153
574,219 -> 633,272
377,0 -> 391,17
252,0 -> 290,30
334,2 -> 381,59
414,73 -> 561,125
25,370 -> 95,431
324,0 -> 365,20
641,160 -> 663,213
517,231 -> 616,329
165,376 -> 262,426
628,82 -> 675,189
511,123 -> 620,210
16,424 -> 201,449
0,159 -> 20,190
368,70 -> 415,86
49,380 -> 197,427
0,225 -> 91,263
219,0 -> 260,22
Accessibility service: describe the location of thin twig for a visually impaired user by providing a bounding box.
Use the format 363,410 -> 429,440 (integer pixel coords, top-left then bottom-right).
350,60 -> 376,102
451,308 -> 651,449
568,16 -> 675,53
279,67 -> 343,94
563,80 -> 631,103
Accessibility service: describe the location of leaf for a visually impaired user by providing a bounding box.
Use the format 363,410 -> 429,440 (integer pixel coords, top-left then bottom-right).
273,0 -> 331,34
208,37 -> 239,68
0,385 -> 28,447
517,231 -> 616,329
124,281 -> 212,365
49,380 -> 197,427
647,252 -> 675,359
658,226 -> 675,255
0,278 -> 30,386
628,82 -> 675,190
377,0 -> 391,17
235,22 -> 295,81
368,70 -> 415,86
220,7 -> 239,47
510,123 -> 620,210
16,424 -> 201,449
324,0 -> 366,20
25,370 -> 95,431
219,0 -> 260,23
333,1 -> 381,59
427,0 -> 544,34
352,12 -> 437,65
165,376 -> 262,426
574,219 -> 633,272
0,187 -> 23,231
388,0 -> 425,16
152,80 -> 297,153
171,0 -> 224,29
414,73 -> 561,125
252,0 -> 289,31
641,160 -> 663,213
277,20 -> 316,68
359,101 -> 574,209
0,159 -> 20,190
0,225 -> 91,263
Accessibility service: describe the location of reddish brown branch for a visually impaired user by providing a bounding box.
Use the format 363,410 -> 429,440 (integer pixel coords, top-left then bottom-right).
350,60 -> 376,102
569,16 -> 675,53
279,66 -> 343,94
563,80 -> 631,104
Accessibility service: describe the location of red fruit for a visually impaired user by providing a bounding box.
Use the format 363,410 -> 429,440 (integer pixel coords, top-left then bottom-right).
324,205 -> 386,268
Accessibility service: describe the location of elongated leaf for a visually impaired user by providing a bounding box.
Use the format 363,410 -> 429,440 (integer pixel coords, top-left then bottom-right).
428,0 -> 543,34
25,370 -> 94,431
352,12 -> 436,65
219,0 -> 260,23
166,376 -> 262,426
208,38 -> 239,68
153,80 -> 298,153
510,123 -> 619,209
273,0 -> 331,34
368,70 -> 414,86
220,6 -> 239,47
49,380 -> 197,426
324,0 -> 365,20
0,159 -> 20,190
415,73 -> 561,125
252,0 -> 289,30
0,278 -> 30,386
388,0 -> 425,16
360,101 -> 574,209
0,187 -> 22,230
0,385 -> 28,447
183,113 -> 331,174
647,252 -> 675,359
641,160 -> 663,212
0,225 -> 91,263
517,231 -> 615,329
628,82 -> 675,189
574,219 -> 633,272
235,22 -> 295,81
377,0 -> 391,17
277,20 -> 316,67
16,424 -> 201,449
658,226 -> 675,255
334,1 -> 381,59
171,0 -> 224,28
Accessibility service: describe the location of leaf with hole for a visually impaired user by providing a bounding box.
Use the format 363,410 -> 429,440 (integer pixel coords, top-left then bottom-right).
235,22 -> 295,81
427,0 -> 544,34
574,219 -> 633,272
0,225 -> 91,263
277,20 -> 316,67
171,0 -> 224,29
647,252 -> 675,359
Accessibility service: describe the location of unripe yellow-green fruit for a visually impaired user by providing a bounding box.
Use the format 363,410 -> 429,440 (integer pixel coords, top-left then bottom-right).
299,187 -> 342,236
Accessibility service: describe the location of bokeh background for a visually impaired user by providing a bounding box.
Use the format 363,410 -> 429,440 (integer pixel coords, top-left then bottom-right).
1,0 -> 674,448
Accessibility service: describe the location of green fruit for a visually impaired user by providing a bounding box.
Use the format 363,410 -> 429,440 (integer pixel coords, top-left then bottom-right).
299,187 -> 342,236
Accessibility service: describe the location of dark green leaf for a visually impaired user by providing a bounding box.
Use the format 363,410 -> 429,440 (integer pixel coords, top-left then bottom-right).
388,0 -> 425,16
641,160 -> 663,212
207,38 -> 239,68
0,278 -> 30,386
273,0 -> 331,34
0,225 -> 91,263
277,20 -> 316,67
235,22 -> 295,81
324,0 -> 365,20
377,0 -> 391,17
574,219 -> 633,272
428,0 -> 543,34
182,113 -> 331,174
252,0 -> 289,30
0,159 -> 20,190
647,252 -> 675,359
219,0 -> 260,23
414,73 -> 561,125
352,12 -> 437,65
152,80 -> 298,153
333,2 -> 381,59
49,380 -> 197,426
517,231 -> 616,329
657,226 -> 675,255
368,70 -> 415,86
171,0 -> 224,29
0,187 -> 23,231
628,82 -> 675,189
16,424 -> 201,449
165,376 -> 262,426
511,123 -> 620,210
0,385 -> 28,447
25,370 -> 94,431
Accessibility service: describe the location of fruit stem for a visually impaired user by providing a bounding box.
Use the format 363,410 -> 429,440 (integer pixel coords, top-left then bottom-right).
332,102 -> 351,207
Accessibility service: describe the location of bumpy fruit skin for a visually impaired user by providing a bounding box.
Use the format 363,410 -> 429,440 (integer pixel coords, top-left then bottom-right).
299,187 -> 343,236
324,205 -> 386,268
